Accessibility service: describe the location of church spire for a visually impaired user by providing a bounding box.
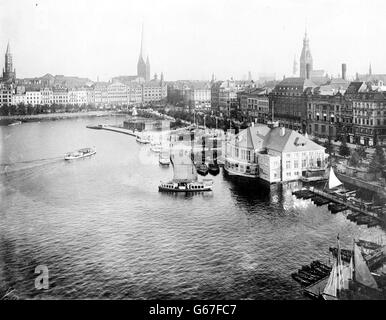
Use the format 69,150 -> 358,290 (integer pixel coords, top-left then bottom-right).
137,22 -> 150,82
6,41 -> 11,55
299,28 -> 313,78
369,62 -> 372,76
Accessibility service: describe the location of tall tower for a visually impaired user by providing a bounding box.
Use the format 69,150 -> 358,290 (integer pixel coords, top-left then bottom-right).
137,23 -> 150,81
299,29 -> 313,78
2,41 -> 16,83
369,63 -> 372,76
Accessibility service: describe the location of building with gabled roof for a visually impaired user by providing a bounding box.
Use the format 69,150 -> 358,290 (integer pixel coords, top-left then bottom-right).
224,123 -> 327,182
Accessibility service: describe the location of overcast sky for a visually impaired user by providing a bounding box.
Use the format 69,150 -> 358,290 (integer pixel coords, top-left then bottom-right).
0,0 -> 385,81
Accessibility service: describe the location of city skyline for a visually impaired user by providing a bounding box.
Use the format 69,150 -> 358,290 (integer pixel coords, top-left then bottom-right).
1,0 -> 386,81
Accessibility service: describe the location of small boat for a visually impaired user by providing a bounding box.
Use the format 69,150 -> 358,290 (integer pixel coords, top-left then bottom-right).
158,179 -> 213,192
159,150 -> 171,166
208,163 -> 220,176
136,133 -> 151,144
64,147 -> 96,160
196,163 -> 209,176
150,143 -> 162,153
8,121 -> 22,126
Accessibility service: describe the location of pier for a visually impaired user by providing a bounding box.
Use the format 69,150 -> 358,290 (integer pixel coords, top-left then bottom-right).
292,187 -> 385,228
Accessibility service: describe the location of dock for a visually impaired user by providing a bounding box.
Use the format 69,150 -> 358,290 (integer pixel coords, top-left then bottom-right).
292,187 -> 384,228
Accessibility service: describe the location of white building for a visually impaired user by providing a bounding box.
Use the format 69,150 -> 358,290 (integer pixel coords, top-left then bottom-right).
52,88 -> 68,105
12,93 -> 26,105
41,88 -> 53,105
25,91 -> 42,106
225,122 -> 327,183
68,89 -> 87,105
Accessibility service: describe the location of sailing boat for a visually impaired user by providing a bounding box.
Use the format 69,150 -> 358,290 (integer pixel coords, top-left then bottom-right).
322,237 -> 379,300
158,133 -> 213,192
322,236 -> 351,300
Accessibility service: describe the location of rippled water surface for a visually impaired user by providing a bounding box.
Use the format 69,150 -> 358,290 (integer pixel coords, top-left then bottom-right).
0,116 -> 384,299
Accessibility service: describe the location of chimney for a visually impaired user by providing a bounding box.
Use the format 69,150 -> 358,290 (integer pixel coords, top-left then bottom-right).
280,126 -> 285,137
342,63 -> 347,80
306,64 -> 310,80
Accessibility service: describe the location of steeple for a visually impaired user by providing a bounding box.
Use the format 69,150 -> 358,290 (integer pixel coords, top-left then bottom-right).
369,63 -> 372,76
3,40 -> 16,83
6,41 -> 11,55
137,22 -> 150,82
299,27 -> 313,78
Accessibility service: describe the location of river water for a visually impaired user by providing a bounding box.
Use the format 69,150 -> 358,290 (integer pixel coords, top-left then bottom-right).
0,116 -> 384,299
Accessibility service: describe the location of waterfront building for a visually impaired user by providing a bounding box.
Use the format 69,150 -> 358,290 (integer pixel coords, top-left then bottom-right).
238,88 -> 269,123
68,89 -> 87,106
344,81 -> 386,146
11,93 -> 26,106
25,90 -> 42,106
1,42 -> 16,84
52,88 -> 68,105
0,86 -> 13,107
224,122 -> 327,183
41,88 -> 53,105
107,81 -> 128,105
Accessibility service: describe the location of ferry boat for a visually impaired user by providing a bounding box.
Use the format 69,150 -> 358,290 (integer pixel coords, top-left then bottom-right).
159,179 -> 213,192
64,147 -> 96,160
159,137 -> 213,193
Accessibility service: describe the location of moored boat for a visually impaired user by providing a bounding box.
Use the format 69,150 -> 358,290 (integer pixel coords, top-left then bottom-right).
64,147 -> 96,160
196,163 -> 209,176
136,133 -> 151,144
208,162 -> 220,176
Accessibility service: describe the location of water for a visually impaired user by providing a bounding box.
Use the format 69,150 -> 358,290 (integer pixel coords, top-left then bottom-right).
0,116 -> 384,300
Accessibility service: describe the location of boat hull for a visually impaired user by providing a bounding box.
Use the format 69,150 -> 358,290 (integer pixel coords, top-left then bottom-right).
64,151 -> 96,160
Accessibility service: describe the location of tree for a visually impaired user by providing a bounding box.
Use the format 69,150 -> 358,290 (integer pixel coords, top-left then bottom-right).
323,137 -> 333,155
339,136 -> 351,157
355,145 -> 367,164
368,145 -> 386,176
348,151 -> 361,167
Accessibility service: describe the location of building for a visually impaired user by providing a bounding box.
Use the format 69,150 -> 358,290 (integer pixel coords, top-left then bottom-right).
107,81 -> 128,105
184,81 -> 211,110
142,76 -> 167,104
1,86 -> 13,107
269,76 -> 317,131
238,88 -> 270,123
345,82 -> 386,146
41,88 -> 53,105
1,42 -> 16,84
68,89 -> 87,106
52,88 -> 68,105
25,90 -> 42,106
224,122 -> 327,183
306,65 -> 351,139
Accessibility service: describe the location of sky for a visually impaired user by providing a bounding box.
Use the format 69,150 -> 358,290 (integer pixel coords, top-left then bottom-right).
0,0 -> 385,82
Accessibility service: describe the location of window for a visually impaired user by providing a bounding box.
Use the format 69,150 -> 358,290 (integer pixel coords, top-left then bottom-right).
294,160 -> 299,169
286,161 -> 291,169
